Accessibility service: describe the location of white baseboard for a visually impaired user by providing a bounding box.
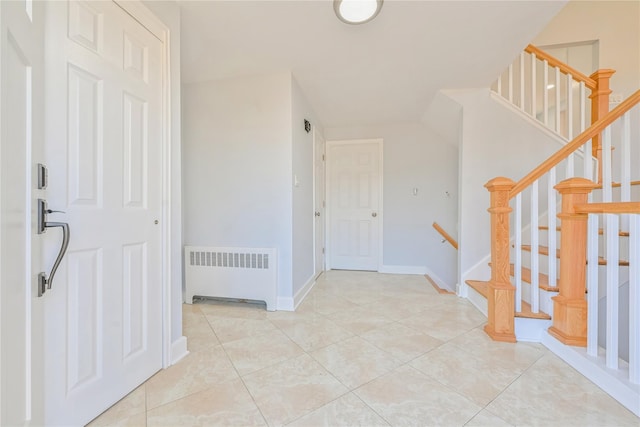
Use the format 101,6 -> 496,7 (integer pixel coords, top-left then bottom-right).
490,91 -> 575,151
379,265 -> 427,275
277,296 -> 294,311
170,336 -> 189,365
293,274 -> 316,310
542,331 -> 640,417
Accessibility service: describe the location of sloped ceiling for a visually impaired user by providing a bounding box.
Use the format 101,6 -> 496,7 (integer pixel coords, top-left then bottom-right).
179,0 -> 567,128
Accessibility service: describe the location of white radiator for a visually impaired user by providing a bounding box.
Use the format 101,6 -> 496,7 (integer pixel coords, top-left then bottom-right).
184,246 -> 277,311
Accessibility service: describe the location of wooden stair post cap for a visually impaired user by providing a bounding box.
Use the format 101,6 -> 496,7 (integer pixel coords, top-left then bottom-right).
485,177 -> 516,191
554,178 -> 598,194
589,69 -> 616,79
588,69 -> 615,95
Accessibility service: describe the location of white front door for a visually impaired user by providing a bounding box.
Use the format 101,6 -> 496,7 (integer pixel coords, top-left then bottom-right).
313,128 -> 326,277
327,140 -> 382,271
0,1 -> 45,424
41,1 -> 164,424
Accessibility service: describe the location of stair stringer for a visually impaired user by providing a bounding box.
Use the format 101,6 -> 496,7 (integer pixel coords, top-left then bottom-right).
448,88 -> 574,293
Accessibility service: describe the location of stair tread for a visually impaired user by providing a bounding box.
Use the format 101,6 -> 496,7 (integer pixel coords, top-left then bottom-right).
466,279 -> 551,320
594,180 -> 640,189
520,245 -> 629,266
509,264 -> 559,292
488,262 -> 560,291
538,225 -> 629,237
516,301 -> 552,320
465,280 -> 489,298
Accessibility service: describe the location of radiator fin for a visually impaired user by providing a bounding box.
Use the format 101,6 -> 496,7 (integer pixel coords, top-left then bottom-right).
189,250 -> 270,270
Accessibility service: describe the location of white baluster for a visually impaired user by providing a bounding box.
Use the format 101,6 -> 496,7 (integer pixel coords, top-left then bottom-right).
584,139 -> 593,181
567,155 -> 575,178
621,112 -> 631,202
547,168 -> 557,289
566,74 -> 574,176
508,64 -> 514,103
543,60 -> 549,126
621,112 -> 631,232
567,73 -> 574,140
515,193 -> 522,312
603,127 -> 613,202
555,67 -> 561,133
579,82 -> 586,133
586,214 -> 599,357
520,52 -> 525,111
531,180 -> 539,313
629,214 -> 640,384
531,53 -> 536,117
605,213 -> 619,369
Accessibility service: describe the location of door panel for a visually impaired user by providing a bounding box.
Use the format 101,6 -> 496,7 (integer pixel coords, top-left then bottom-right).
43,2 -> 163,424
328,141 -> 381,271
67,64 -> 102,206
65,248 -> 102,392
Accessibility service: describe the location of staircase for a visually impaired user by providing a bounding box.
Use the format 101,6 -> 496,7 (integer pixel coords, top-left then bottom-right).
465,45 -> 640,416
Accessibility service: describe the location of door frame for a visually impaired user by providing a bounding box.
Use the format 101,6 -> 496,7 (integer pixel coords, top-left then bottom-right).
312,127 -> 325,278
325,138 -> 383,272
112,0 -> 174,369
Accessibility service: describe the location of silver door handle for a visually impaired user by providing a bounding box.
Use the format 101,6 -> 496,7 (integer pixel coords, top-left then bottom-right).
37,199 -> 70,297
372,212 -> 377,217
315,212 -> 321,217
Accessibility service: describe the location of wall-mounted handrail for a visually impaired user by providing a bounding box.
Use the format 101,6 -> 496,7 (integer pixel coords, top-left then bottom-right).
510,89 -> 640,198
524,44 -> 596,90
432,222 -> 458,250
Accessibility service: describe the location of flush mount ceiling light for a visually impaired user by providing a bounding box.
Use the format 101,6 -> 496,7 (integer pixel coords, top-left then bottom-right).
334,0 -> 383,25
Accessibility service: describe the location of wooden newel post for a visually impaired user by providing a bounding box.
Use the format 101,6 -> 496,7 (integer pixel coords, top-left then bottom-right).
589,69 -> 615,180
484,177 -> 516,343
548,178 -> 596,346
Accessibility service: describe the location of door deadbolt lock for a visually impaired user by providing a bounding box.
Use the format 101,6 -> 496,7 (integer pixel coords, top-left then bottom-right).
372,212 -> 377,217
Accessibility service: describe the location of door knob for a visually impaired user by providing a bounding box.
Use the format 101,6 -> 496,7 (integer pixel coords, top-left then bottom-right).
372,212 -> 377,217
315,212 -> 321,217
37,199 -> 70,297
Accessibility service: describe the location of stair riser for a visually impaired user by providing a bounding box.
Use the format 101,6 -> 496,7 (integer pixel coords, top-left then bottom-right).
515,317 -> 552,342
519,281 -> 556,315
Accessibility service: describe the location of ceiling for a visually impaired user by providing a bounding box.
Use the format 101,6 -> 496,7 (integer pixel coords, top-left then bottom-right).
179,0 -> 567,128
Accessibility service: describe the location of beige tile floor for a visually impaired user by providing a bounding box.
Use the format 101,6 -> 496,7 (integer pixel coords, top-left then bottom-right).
89,270 -> 639,427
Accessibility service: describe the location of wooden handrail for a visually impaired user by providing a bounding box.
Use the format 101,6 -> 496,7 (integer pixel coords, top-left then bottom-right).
575,202 -> 640,214
510,89 -> 640,198
525,44 -> 597,90
432,222 -> 458,250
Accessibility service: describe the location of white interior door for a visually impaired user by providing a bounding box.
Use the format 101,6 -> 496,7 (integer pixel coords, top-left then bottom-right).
41,1 -> 163,424
327,140 -> 382,271
313,128 -> 326,277
0,1 -> 44,424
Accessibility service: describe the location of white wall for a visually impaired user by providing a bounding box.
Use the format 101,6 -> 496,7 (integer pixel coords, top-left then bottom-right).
448,89 -> 566,289
291,78 -> 322,299
182,72 -> 294,303
324,123 -> 458,288
533,0 -> 640,184
142,0 -> 183,347
533,0 -> 640,99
